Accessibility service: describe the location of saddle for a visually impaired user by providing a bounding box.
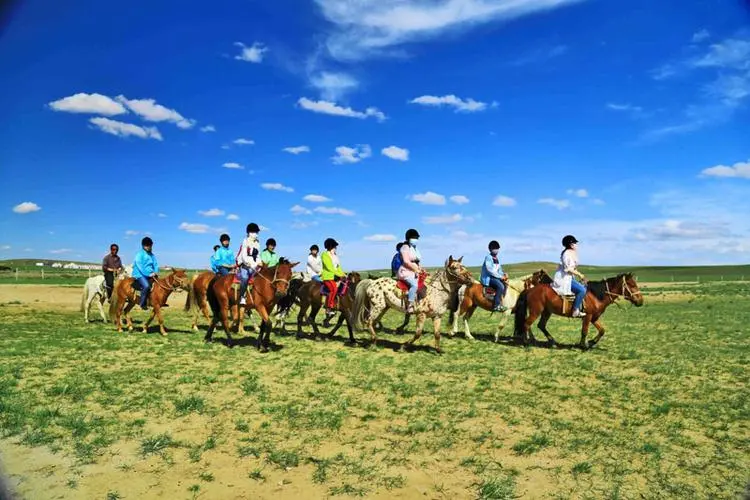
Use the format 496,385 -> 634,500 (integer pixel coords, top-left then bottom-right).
559,295 -> 585,316
483,287 -> 496,300
130,277 -> 154,307
320,280 -> 349,297
395,273 -> 427,301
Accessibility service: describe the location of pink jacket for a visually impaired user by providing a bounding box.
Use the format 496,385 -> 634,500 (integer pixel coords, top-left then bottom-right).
397,245 -> 420,280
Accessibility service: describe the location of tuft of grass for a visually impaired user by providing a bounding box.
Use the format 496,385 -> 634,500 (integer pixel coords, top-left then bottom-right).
267,448 -> 300,469
248,468 -> 265,482
199,471 -> 214,482
478,473 -> 517,499
571,461 -> 592,476
140,433 -> 176,456
173,395 -> 206,415
512,433 -> 551,455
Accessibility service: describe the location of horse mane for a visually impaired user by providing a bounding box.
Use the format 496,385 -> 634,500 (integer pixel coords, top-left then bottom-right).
277,257 -> 291,266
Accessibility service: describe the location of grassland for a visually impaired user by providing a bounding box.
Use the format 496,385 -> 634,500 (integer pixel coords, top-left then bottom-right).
0,278 -> 748,499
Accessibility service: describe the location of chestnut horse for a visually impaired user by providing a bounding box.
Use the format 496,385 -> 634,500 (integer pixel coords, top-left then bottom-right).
513,273 -> 644,349
109,269 -> 190,335
448,269 -> 552,342
184,271 -> 253,332
294,272 -> 361,343
204,259 -> 298,351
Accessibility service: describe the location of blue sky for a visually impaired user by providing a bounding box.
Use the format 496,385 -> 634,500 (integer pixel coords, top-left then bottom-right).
0,0 -> 749,270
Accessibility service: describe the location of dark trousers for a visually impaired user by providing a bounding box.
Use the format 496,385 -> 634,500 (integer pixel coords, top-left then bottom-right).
104,271 -> 115,299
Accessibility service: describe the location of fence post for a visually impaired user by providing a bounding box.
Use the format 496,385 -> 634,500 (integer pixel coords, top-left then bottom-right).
41,268 -> 44,280
88,268 -> 91,278
15,268 -> 18,281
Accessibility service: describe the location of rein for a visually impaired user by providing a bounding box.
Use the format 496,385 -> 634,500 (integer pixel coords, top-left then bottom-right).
255,264 -> 290,290
153,274 -> 186,293
603,276 -> 642,307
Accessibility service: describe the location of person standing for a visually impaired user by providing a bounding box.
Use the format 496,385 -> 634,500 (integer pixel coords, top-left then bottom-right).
102,243 -> 124,300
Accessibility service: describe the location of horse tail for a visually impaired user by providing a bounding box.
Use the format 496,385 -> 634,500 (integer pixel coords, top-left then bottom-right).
108,283 -> 119,322
352,279 -> 373,331
80,282 -> 88,312
184,276 -> 196,312
206,276 -> 221,319
513,289 -> 529,339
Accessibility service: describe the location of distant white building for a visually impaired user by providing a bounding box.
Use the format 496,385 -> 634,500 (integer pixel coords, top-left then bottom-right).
52,262 -> 63,268
35,262 -> 44,267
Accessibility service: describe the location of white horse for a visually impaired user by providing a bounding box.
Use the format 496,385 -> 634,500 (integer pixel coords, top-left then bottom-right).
80,265 -> 131,322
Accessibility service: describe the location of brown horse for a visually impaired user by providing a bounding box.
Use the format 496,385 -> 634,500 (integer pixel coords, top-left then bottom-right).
109,269 -> 190,335
513,273 -> 644,349
204,258 -> 298,351
294,272 -> 361,342
184,271 -> 253,332
449,269 -> 552,341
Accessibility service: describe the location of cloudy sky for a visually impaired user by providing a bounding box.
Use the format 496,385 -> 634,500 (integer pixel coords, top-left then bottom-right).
0,0 -> 748,269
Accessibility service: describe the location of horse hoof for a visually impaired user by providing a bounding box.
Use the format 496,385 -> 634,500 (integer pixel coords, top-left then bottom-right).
260,346 -> 269,353
435,348 -> 443,355
587,340 -> 597,349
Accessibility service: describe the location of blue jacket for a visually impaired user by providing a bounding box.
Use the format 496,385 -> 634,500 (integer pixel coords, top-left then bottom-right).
480,253 -> 503,286
132,249 -> 159,279
211,246 -> 235,272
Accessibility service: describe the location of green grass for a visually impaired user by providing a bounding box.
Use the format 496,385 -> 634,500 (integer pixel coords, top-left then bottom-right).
0,280 -> 748,498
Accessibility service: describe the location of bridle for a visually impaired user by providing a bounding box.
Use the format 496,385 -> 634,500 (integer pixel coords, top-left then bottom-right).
255,264 -> 290,293
604,275 -> 642,304
432,264 -> 471,294
153,273 -> 188,292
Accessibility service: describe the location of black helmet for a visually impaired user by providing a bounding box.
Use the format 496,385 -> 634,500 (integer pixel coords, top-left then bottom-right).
310,244 -> 319,252
324,238 -> 339,250
141,236 -> 153,247
405,228 -> 420,240
220,233 -> 230,242
266,238 -> 277,247
488,240 -> 500,251
562,235 -> 579,248
246,223 -> 260,234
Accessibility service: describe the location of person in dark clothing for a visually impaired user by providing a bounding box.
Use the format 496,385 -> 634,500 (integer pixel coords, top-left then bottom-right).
101,243 -> 123,300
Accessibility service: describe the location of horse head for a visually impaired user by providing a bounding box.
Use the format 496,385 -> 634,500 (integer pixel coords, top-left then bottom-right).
272,258 -> 300,298
169,269 -> 191,291
621,273 -> 644,306
446,255 -> 474,285
347,271 -> 362,284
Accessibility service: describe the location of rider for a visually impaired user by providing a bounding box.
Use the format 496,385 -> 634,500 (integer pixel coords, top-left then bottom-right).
553,235 -> 587,318
102,243 -> 124,300
480,240 -> 508,312
390,242 -> 404,278
306,244 -> 322,282
132,236 -> 159,310
261,238 -> 280,267
236,223 -> 262,306
321,238 -> 346,321
211,234 -> 236,276
398,229 -> 422,313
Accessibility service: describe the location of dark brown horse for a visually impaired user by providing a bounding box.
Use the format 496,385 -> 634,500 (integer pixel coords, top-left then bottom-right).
185,271 -> 251,332
294,272 -> 361,343
109,269 -> 190,335
205,259 -> 298,351
513,273 -> 644,349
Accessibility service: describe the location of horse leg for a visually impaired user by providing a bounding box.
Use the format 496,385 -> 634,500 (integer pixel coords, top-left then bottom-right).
463,305 -> 476,341
204,318 -> 217,343
587,315 -> 605,349
309,303 -> 323,340
296,304 -> 307,339
97,295 -> 108,322
432,315 -> 443,354
329,310 -> 345,339
578,315 -> 592,350
394,312 -> 410,334
255,306 -> 271,352
220,304 -> 234,347
523,305 -> 543,346
123,301 -> 136,332
404,313 -> 426,350
154,306 -> 169,336
495,311 -> 510,343
537,310 -> 558,347
142,308 -> 156,334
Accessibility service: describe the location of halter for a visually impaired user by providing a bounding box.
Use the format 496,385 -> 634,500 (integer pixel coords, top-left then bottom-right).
604,275 -> 642,303
431,264 -> 468,294
256,264 -> 290,290
153,274 -> 187,292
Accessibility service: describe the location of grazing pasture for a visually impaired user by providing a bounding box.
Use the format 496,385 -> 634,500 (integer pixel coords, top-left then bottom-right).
0,278 -> 748,499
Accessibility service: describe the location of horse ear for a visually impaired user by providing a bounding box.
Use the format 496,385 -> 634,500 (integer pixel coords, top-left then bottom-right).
290,261 -> 300,268
448,255 -> 454,263
458,256 -> 463,263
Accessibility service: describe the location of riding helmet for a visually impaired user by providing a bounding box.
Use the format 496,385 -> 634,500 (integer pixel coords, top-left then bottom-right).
141,236 -> 153,247
405,228 -> 420,240
310,244 -> 319,252
324,238 -> 339,250
562,235 -> 579,247
220,233 -> 230,242
488,240 -> 500,251
246,223 -> 260,234
266,238 -> 277,247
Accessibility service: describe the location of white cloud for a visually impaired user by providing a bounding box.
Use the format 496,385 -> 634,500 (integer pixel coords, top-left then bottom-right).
157,213 -> 167,218
691,38 -> 750,70
591,198 -> 605,205
567,188 -> 589,198
332,144 -> 372,164
125,230 -> 139,236
409,94 -> 489,113
12,202 -> 41,214
283,145 -> 310,154
606,102 -> 646,118
261,182 -> 294,193
115,95 -> 194,129
692,29 -> 710,43
297,97 -> 386,121
198,208 -> 225,217
538,197 -> 570,210
178,222 -> 224,234
290,205 -> 312,215
409,191 -> 446,205
227,214 -> 240,220
222,162 -> 244,169
1,245 -> 11,250
381,145 -> 409,161
233,138 -> 254,145
492,195 -> 517,207
423,213 -> 463,224
89,117 -> 163,140
200,125 -> 216,132
700,159 -> 750,179
314,206 -> 355,216
510,44 -> 568,66
450,195 -> 470,205
221,144 -> 230,150
50,248 -> 72,254
303,194 -> 332,203
313,0 -> 584,61
364,234 -> 396,242
234,41 -> 268,63
291,220 -> 319,229
48,92 -> 127,116
310,71 -> 359,101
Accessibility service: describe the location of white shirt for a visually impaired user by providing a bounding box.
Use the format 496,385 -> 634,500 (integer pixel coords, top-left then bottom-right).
236,235 -> 260,268
306,254 -> 322,275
